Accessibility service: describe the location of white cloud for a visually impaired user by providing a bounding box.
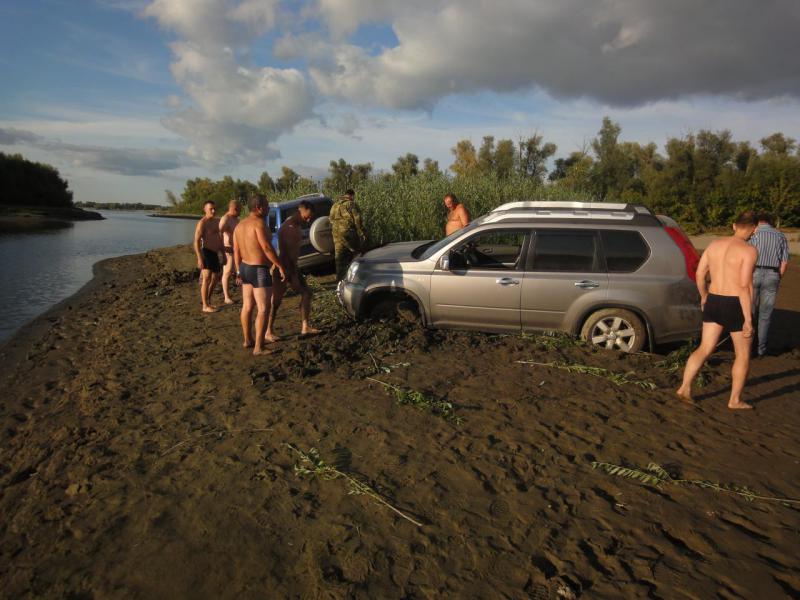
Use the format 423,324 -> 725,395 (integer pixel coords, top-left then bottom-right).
306,0 -> 800,109
0,126 -> 185,176
144,0 -> 314,165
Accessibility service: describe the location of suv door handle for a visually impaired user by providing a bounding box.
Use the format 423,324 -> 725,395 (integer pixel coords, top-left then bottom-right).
496,277 -> 519,286
574,280 -> 600,289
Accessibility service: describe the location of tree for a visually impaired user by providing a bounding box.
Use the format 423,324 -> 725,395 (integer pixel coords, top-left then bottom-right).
422,158 -> 441,176
450,139 -> 478,177
518,133 -> 556,181
276,166 -> 300,192
495,139 -> 516,178
760,132 -> 797,156
165,190 -> 179,207
0,152 -> 73,207
325,159 -> 373,193
258,171 -> 275,194
589,117 -> 632,200
477,136 -> 496,175
392,153 -> 419,178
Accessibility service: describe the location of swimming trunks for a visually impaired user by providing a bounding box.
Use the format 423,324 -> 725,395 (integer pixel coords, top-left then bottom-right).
201,248 -> 222,273
702,293 -> 745,332
240,263 -> 272,288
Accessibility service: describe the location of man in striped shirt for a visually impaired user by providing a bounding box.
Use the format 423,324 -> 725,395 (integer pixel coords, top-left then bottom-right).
749,212 -> 790,357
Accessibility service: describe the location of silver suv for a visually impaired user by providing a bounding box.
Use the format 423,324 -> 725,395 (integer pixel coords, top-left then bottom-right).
336,201 -> 701,352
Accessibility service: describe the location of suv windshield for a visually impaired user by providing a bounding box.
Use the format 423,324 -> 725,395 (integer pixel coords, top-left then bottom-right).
417,219 -> 482,260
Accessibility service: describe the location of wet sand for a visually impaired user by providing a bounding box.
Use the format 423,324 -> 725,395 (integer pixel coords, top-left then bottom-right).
1,245 -> 799,599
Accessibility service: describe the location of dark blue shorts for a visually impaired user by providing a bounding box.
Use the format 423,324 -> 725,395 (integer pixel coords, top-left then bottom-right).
240,263 -> 272,288
201,248 -> 222,273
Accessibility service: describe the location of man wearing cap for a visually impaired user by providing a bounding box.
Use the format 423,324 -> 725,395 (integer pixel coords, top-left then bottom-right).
329,189 -> 367,281
749,212 -> 790,357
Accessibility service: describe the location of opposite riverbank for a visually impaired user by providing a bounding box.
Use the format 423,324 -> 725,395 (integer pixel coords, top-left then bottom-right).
0,205 -> 103,233
1,245 -> 799,598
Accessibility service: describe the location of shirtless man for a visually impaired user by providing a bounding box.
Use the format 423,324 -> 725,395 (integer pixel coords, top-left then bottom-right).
265,200 -> 321,342
444,193 -> 470,235
233,194 -> 286,355
219,198 -> 241,305
677,211 -> 758,409
193,200 -> 224,313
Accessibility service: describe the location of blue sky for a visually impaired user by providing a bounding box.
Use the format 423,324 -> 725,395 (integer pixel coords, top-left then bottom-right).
1,0 -> 799,205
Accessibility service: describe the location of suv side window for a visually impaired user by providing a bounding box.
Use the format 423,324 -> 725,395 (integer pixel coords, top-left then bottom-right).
600,230 -> 650,272
451,229 -> 527,270
529,230 -> 600,272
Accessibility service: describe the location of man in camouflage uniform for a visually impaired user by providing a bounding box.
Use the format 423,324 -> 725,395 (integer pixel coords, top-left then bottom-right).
329,189 -> 367,281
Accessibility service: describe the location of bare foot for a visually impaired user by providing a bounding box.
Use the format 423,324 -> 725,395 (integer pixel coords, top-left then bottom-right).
202,306 -> 218,313
224,298 -> 235,305
675,388 -> 694,404
301,327 -> 321,336
243,340 -> 254,348
253,347 -> 274,356
264,333 -> 281,343
728,401 -> 754,410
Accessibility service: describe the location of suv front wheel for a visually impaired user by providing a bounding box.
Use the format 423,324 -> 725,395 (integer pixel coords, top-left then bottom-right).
580,308 -> 646,353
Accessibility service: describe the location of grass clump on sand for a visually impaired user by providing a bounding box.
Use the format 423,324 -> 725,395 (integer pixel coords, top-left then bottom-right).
517,360 -> 657,390
524,330 -> 585,351
591,461 -> 800,507
284,444 -> 423,527
366,377 -> 463,424
656,341 -> 712,387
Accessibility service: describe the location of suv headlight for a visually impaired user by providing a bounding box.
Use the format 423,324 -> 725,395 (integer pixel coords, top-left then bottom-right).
346,261 -> 360,283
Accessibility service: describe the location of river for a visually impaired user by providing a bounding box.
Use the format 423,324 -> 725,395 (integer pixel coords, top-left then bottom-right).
0,211 -> 197,343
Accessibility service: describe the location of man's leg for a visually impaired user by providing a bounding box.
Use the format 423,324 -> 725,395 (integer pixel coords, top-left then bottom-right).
253,287 -> 273,355
751,270 -> 763,355
729,331 -> 753,409
756,272 -> 780,356
335,247 -> 353,281
200,269 -> 216,312
676,321 -> 724,402
221,253 -> 235,304
207,271 -> 220,306
266,279 -> 286,343
240,284 -> 254,347
297,276 -> 319,335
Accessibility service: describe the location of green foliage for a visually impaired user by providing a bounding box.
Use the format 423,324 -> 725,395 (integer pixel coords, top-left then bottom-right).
656,341 -> 712,387
591,460 -> 800,506
75,201 -> 163,210
518,360 -> 657,389
366,377 -> 462,423
0,152 -> 73,207
392,153 -> 420,178
285,443 -> 423,526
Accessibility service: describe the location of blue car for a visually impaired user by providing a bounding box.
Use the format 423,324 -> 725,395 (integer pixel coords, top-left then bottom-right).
265,193 -> 334,269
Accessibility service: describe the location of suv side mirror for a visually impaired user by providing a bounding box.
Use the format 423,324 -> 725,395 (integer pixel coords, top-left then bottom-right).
439,254 -> 450,270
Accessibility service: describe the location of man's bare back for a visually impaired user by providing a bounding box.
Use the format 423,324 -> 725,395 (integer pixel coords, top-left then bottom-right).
220,213 -> 239,249
234,216 -> 271,265
676,212 -> 758,410
704,237 -> 758,298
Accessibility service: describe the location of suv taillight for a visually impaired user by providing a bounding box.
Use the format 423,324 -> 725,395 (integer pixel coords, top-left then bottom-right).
664,226 -> 699,281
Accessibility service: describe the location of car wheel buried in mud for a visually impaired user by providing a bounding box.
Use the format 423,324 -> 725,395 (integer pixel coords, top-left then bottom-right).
369,298 -> 420,323
580,308 -> 646,353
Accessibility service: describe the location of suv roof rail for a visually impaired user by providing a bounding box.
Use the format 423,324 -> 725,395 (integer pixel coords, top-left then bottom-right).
491,201 -> 651,213
294,192 -> 325,200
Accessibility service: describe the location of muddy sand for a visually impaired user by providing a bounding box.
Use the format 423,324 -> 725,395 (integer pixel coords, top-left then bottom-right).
1,246 -> 799,599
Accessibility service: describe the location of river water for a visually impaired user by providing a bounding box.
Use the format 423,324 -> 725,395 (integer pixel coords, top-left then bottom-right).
0,211 -> 197,343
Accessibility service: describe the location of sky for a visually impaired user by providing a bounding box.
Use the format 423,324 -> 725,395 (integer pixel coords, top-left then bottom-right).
1,0 -> 799,205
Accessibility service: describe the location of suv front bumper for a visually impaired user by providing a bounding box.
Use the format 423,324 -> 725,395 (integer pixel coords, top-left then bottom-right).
336,280 -> 364,318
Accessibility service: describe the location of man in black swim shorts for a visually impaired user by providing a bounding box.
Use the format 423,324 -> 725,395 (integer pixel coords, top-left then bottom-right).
678,211 -> 758,410
193,200 -> 224,313
703,294 -> 745,332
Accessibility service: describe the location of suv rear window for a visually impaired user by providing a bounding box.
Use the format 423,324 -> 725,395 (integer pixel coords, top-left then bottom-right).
600,230 -> 649,272
529,231 -> 600,272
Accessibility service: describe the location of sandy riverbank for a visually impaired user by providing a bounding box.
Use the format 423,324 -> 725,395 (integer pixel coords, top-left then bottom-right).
1,245 -> 799,598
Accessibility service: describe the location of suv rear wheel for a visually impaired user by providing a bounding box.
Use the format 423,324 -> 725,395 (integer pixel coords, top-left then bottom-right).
580,308 -> 646,353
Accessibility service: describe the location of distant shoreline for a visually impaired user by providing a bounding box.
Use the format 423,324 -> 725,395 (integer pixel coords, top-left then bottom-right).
148,212 -> 199,220
0,205 -> 103,233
